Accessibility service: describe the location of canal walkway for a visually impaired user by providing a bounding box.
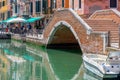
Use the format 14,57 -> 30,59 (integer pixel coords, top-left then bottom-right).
11,33 -> 46,45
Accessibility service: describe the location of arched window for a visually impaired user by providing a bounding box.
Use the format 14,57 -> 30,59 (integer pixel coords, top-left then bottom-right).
110,0 -> 117,8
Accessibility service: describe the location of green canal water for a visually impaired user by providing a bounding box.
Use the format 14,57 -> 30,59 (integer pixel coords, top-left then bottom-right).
0,40 -> 118,80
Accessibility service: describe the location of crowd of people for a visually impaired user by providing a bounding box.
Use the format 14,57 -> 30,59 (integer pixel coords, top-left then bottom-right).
0,21 -> 44,36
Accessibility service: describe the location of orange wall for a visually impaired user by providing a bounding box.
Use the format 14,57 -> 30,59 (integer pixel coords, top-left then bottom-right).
65,0 -> 69,8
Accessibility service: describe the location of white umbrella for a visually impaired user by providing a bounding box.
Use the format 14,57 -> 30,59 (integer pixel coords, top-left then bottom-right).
7,17 -> 27,23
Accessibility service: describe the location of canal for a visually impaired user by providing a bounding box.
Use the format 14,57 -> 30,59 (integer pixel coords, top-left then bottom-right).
0,39 -> 119,80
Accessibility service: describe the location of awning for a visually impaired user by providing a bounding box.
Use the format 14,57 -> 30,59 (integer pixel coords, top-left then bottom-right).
27,16 -> 44,23
7,17 -> 27,23
2,16 -> 17,23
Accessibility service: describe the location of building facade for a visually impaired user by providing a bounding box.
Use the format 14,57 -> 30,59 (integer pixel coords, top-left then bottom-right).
0,0 -> 12,20
10,0 -> 48,17
1,0 -> 120,20
48,0 -> 120,15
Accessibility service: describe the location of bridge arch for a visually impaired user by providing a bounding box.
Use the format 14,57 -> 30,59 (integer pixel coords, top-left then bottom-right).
47,21 -> 82,50
44,9 -> 104,53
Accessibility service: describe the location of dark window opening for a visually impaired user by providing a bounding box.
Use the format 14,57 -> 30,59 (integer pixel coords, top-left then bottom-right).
62,0 -> 64,8
15,5 -> 17,13
42,0 -> 48,13
7,11 -> 11,18
110,0 -> 117,8
30,2 -> 33,15
36,1 -> 41,12
72,0 -> 74,9
3,1 -> 5,6
50,0 -> 54,13
50,0 -> 54,9
79,0 -> 81,8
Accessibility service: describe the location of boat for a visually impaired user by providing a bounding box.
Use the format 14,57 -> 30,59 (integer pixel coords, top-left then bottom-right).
82,51 -> 120,78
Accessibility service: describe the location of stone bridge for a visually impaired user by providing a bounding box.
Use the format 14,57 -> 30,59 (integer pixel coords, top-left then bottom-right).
43,9 -> 120,54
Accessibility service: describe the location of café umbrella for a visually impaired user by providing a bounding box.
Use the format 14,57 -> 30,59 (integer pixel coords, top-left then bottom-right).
7,17 -> 27,23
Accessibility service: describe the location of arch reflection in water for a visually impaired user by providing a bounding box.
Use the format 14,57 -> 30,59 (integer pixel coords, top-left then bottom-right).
46,49 -> 120,80
46,48 -> 83,80
0,40 -> 43,80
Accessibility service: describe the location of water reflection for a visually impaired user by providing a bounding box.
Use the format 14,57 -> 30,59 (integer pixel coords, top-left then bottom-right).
46,49 -> 119,80
46,49 -> 83,80
0,40 -> 119,80
0,40 -> 43,80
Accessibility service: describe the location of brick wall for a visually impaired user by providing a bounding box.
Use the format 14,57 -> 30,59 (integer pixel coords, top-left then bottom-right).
44,9 -> 104,53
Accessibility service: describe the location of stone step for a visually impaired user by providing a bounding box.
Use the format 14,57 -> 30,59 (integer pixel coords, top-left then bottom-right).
111,43 -> 119,48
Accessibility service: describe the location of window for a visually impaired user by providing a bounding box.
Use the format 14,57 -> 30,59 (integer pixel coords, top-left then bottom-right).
72,0 -> 74,9
30,2 -> 33,14
7,11 -> 10,18
79,0 -> 81,8
15,5 -> 17,13
43,0 -> 47,13
3,1 -> 5,6
62,0 -> 64,7
36,1 -> 41,12
110,0 -> 117,8
50,0 -> 53,9
51,0 -> 56,8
